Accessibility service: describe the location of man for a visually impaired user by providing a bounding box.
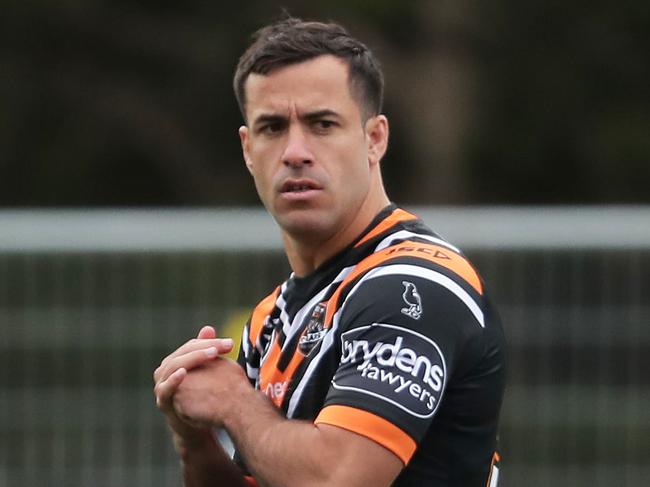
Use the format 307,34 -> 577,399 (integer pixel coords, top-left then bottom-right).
154,17 -> 506,486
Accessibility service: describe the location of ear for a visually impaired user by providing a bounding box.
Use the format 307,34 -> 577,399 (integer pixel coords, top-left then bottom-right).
239,125 -> 254,174
365,115 -> 389,167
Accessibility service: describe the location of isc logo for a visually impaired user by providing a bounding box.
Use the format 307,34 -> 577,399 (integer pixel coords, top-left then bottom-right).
386,245 -> 451,260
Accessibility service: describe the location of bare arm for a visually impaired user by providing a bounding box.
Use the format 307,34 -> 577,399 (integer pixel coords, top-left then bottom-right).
175,426 -> 246,487
229,388 -> 403,487
172,358 -> 403,487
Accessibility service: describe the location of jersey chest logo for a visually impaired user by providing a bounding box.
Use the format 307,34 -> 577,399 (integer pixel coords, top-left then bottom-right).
298,302 -> 328,354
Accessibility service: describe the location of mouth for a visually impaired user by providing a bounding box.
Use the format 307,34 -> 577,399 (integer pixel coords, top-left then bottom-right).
280,179 -> 322,194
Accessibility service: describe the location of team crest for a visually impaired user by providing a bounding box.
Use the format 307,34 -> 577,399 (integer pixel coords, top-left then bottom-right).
401,281 -> 422,320
298,302 -> 328,354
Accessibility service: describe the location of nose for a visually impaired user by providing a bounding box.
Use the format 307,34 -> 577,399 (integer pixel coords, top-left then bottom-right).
281,124 -> 314,168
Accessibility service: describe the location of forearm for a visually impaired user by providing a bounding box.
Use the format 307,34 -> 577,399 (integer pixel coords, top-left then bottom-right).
176,429 -> 249,487
169,358 -> 401,487
223,390 -> 350,487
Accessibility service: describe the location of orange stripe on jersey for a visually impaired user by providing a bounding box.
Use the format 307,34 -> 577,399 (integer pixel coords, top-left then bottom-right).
323,240 -> 482,328
354,208 -> 418,248
380,241 -> 483,294
256,291 -> 313,407
315,405 -> 417,464
258,336 -> 309,408
258,340 -> 283,405
248,287 -> 280,345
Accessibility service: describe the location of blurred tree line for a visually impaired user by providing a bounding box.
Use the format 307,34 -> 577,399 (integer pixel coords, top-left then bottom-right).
1,0 -> 648,207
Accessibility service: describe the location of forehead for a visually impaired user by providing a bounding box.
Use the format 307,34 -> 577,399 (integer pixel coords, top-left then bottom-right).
244,55 -> 360,119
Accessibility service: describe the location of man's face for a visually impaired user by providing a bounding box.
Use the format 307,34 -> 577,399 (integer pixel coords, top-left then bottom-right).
239,55 -> 380,243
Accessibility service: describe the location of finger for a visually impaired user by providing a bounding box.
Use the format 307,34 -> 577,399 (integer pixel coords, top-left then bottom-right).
197,325 -> 217,339
155,367 -> 187,410
217,338 -> 234,354
167,338 -> 232,359
168,338 -> 233,361
154,338 -> 234,382
155,339 -> 235,384
155,346 -> 224,384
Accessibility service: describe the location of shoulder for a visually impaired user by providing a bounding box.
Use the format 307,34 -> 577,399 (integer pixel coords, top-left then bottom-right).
336,240 -> 487,331
364,240 -> 483,296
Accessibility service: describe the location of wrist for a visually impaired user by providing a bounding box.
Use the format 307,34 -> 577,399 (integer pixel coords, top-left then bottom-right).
173,428 -> 216,459
219,374 -> 258,432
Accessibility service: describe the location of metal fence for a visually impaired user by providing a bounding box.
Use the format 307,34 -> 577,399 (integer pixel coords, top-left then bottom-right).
1,207 -> 649,486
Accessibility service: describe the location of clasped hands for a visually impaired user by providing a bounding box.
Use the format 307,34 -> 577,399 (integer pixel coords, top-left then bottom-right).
153,325 -> 248,435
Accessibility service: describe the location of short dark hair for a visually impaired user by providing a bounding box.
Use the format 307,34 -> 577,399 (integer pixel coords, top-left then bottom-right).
233,17 -> 384,121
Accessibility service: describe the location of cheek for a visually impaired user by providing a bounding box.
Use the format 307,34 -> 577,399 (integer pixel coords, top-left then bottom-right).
336,144 -> 369,185
247,148 -> 275,191
252,171 -> 273,204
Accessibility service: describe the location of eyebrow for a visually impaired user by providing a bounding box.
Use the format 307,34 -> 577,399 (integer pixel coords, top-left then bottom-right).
252,114 -> 287,129
251,109 -> 341,128
302,109 -> 341,122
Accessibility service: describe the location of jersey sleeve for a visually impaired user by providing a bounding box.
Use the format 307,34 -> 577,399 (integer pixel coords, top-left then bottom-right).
314,270 -> 485,464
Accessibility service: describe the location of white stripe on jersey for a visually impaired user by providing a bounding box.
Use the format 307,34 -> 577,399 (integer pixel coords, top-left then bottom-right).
276,281 -> 291,336
245,363 -> 259,380
241,324 -> 250,357
356,264 -> 485,328
489,465 -> 500,487
373,230 -> 461,254
240,325 -> 260,383
286,262 -> 485,417
279,265 -> 356,352
260,327 -> 277,367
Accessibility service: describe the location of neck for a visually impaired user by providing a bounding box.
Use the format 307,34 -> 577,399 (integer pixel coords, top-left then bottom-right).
282,187 -> 390,277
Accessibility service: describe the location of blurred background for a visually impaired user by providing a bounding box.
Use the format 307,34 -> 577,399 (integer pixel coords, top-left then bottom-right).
1,1 -> 649,486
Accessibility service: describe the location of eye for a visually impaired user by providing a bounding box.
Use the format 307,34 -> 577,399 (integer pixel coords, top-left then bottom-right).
259,121 -> 285,135
313,120 -> 336,132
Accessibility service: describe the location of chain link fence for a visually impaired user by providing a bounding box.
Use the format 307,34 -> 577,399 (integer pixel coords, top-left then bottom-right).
1,207 -> 649,486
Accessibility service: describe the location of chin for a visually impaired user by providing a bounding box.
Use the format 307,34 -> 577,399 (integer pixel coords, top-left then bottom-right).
275,209 -> 335,241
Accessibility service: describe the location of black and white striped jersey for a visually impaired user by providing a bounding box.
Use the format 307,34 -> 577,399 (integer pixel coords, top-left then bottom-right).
236,204 -> 506,486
